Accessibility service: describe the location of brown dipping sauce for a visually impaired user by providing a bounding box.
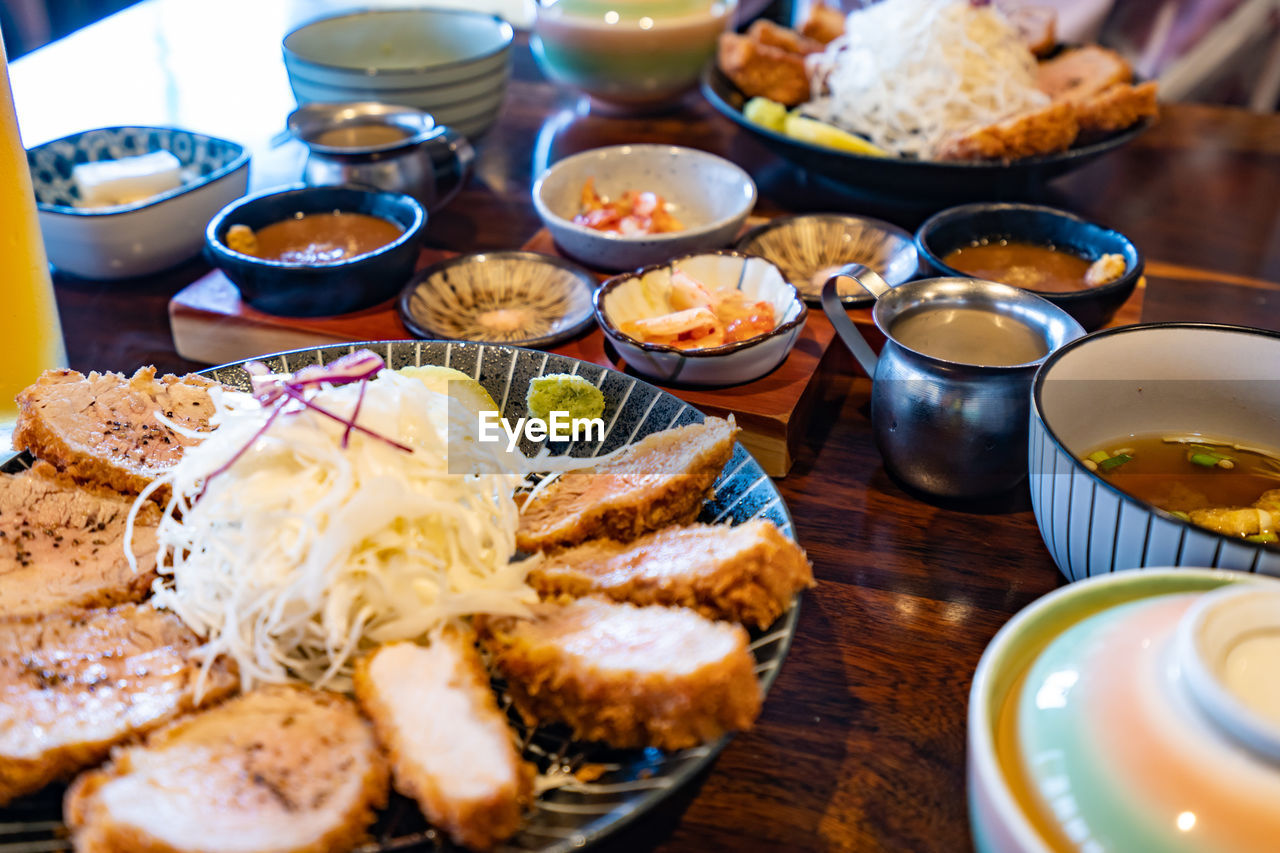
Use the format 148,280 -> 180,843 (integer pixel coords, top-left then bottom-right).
250,212 -> 403,265
943,241 -> 1092,293
310,123 -> 412,149
891,306 -> 1048,366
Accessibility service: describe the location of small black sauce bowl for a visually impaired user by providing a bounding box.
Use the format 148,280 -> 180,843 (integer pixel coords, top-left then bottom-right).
915,203 -> 1142,331
205,184 -> 426,317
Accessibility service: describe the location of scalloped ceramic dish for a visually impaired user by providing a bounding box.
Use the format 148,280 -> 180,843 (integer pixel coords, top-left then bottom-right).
596,251 -> 807,385
398,251 -> 597,347
736,213 -> 918,307
0,339 -> 802,853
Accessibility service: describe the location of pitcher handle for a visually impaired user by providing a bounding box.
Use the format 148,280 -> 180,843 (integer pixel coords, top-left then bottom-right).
821,263 -> 890,378
422,125 -> 476,212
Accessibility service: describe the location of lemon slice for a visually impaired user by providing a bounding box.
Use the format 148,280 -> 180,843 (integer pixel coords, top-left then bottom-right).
398,365 -> 498,416
783,114 -> 889,157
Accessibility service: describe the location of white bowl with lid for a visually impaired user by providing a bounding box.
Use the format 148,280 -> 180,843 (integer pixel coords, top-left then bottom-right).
969,568 -> 1280,853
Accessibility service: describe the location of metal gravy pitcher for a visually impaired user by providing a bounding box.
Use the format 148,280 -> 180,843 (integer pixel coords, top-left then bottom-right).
821,264 -> 1085,498
289,102 -> 475,214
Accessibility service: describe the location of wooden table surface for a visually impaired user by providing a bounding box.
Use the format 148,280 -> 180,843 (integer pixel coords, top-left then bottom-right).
10,2 -> 1280,850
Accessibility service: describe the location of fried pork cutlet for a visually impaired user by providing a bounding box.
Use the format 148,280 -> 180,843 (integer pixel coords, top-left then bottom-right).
1075,81 -> 1159,135
13,366 -> 215,498
799,1 -> 846,45
746,18 -> 826,56
517,417 -> 737,553
1036,45 -> 1133,102
354,631 -> 534,852
1008,5 -> 1056,57
0,604 -> 236,806
935,99 -> 1078,162
717,32 -> 811,107
0,462 -> 160,618
527,520 -> 813,629
66,686 -> 388,853
479,597 -> 761,750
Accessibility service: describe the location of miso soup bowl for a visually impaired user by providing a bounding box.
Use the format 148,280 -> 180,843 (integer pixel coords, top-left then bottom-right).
1030,322 -> 1280,582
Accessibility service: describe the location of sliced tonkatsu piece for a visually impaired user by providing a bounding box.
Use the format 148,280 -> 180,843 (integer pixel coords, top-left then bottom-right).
13,366 -> 216,498
517,417 -> 737,553
1035,45 -> 1133,102
355,629 -> 534,851
66,685 -> 388,853
1074,80 -> 1159,135
0,462 -> 160,618
478,597 -> 762,750
0,603 -> 236,805
527,520 -> 813,629
935,99 -> 1078,162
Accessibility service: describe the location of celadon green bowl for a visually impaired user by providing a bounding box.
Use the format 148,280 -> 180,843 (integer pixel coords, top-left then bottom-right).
968,568 -> 1280,853
531,0 -> 737,111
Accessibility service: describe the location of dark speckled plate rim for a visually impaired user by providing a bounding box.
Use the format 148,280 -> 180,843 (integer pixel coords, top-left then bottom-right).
397,250 -> 600,349
734,212 -> 919,308
0,339 -> 802,853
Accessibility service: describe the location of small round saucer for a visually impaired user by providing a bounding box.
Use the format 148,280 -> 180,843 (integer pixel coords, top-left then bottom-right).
398,250 -> 597,348
736,213 -> 917,306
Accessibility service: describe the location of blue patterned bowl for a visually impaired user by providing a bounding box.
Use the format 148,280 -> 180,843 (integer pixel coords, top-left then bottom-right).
26,126 -> 249,280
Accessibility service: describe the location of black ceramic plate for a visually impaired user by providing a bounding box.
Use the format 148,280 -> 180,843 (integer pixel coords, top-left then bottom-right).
0,340 -> 801,853
700,63 -> 1152,201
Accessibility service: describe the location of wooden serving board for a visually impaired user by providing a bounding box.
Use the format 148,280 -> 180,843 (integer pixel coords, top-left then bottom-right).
169,240 -> 839,477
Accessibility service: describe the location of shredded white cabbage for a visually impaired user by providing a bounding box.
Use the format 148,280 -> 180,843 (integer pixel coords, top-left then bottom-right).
133,368 -> 550,694
803,0 -> 1048,159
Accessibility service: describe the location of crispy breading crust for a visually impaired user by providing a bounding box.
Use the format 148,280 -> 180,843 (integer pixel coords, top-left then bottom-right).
935,100 -> 1078,162
746,18 -> 825,55
1075,81 -> 1158,135
517,418 -> 737,553
13,367 -> 215,500
799,1 -> 846,44
65,686 -> 388,853
717,32 -> 811,107
353,633 -> 534,852
478,600 -> 762,750
527,520 -> 814,629
0,606 -> 237,806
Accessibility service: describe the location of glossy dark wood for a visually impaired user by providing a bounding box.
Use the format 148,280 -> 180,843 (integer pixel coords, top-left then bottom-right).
10,2 -> 1280,850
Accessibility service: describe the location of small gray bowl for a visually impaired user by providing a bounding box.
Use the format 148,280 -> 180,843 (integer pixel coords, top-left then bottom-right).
533,144 -> 757,272
398,251 -> 597,348
736,213 -> 917,306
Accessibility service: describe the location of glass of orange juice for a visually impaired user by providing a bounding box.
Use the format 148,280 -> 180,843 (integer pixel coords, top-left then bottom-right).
0,32 -> 67,451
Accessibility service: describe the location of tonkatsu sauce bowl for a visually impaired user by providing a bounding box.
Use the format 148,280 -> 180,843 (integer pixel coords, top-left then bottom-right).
916,203 -> 1142,332
1031,323 -> 1280,582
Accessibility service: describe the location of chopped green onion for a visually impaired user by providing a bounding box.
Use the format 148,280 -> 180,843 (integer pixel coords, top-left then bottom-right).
1087,450 -> 1111,464
1189,452 -> 1221,468
1245,532 -> 1279,544
1099,454 -> 1133,472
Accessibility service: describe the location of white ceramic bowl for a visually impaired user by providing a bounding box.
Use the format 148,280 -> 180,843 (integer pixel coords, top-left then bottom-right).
26,126 -> 249,280
1030,322 -> 1280,581
968,568 -> 1272,853
595,251 -> 806,385
533,144 -> 757,272
282,8 -> 515,138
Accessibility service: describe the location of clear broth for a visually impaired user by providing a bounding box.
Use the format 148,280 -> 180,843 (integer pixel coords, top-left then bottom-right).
890,306 -> 1048,366
943,241 -> 1092,293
